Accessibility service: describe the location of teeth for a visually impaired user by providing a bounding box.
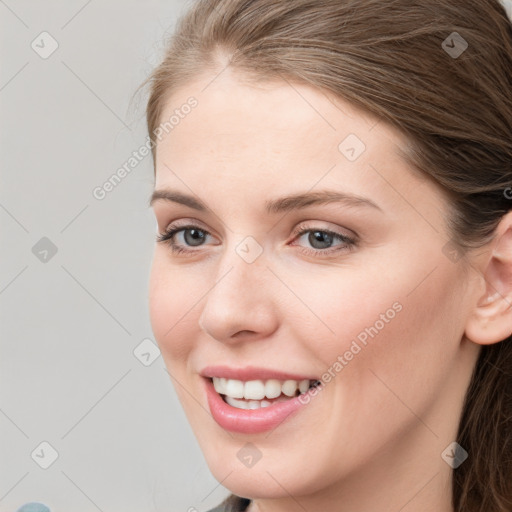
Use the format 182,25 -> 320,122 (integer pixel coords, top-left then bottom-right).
265,379 -> 282,399
282,380 -> 298,397
225,395 -> 289,410
213,377 -> 226,394
225,378 -> 244,398
298,379 -> 310,393
212,377 -> 313,400
244,380 -> 266,400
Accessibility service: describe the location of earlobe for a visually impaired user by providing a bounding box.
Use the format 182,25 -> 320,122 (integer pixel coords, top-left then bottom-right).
464,211 -> 512,346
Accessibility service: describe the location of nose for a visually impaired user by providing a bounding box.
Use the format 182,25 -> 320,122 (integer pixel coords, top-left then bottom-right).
198,247 -> 279,343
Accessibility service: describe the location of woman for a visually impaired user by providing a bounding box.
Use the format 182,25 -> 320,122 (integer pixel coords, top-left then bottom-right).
140,0 -> 512,510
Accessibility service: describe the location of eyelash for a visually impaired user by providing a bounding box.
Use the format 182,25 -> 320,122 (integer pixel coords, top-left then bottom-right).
155,222 -> 357,258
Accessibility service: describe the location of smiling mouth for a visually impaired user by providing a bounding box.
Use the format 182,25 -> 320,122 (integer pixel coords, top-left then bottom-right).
210,376 -> 322,410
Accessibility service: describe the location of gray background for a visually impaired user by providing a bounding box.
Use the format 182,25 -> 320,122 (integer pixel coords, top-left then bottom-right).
0,1 -> 230,511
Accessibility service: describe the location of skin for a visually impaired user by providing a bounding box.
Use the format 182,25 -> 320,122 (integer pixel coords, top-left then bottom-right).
148,67 -> 512,512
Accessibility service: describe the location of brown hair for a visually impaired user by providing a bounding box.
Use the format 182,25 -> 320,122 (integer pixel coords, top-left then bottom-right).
138,0 -> 512,510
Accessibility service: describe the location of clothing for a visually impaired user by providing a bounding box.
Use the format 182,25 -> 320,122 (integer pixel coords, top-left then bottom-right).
206,494 -> 251,512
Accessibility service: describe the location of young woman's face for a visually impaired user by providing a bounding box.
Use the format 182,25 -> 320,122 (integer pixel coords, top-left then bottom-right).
148,69 -> 481,505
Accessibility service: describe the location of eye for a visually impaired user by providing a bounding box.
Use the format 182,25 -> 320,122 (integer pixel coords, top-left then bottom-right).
155,222 -> 357,258
290,224 -> 357,257
155,224 -> 213,254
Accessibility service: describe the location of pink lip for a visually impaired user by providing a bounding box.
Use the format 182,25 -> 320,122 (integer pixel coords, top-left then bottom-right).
200,365 -> 318,381
203,377 -> 321,434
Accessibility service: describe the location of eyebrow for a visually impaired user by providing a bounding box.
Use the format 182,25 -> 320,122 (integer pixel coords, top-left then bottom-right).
149,188 -> 382,214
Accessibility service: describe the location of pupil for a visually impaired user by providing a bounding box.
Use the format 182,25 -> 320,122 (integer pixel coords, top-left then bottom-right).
185,229 -> 205,246
309,231 -> 333,249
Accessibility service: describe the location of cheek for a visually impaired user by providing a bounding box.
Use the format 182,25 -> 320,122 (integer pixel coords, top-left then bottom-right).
148,253 -> 201,363
286,265 -> 405,364
275,259 -> 464,474
291,253 -> 464,395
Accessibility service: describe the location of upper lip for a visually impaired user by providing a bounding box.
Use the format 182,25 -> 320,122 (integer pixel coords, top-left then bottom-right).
200,365 -> 318,381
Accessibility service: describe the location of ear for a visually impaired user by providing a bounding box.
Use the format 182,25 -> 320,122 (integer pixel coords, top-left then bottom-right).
465,210 -> 512,345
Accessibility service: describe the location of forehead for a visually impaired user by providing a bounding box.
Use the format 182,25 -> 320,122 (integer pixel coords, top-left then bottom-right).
156,70 -> 402,170
152,68 -> 447,223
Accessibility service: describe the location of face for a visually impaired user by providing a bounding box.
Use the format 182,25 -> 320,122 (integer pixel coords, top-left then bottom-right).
148,69 -> 481,503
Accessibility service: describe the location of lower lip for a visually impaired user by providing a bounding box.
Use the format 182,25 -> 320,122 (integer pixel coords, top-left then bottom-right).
204,378 -> 316,434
